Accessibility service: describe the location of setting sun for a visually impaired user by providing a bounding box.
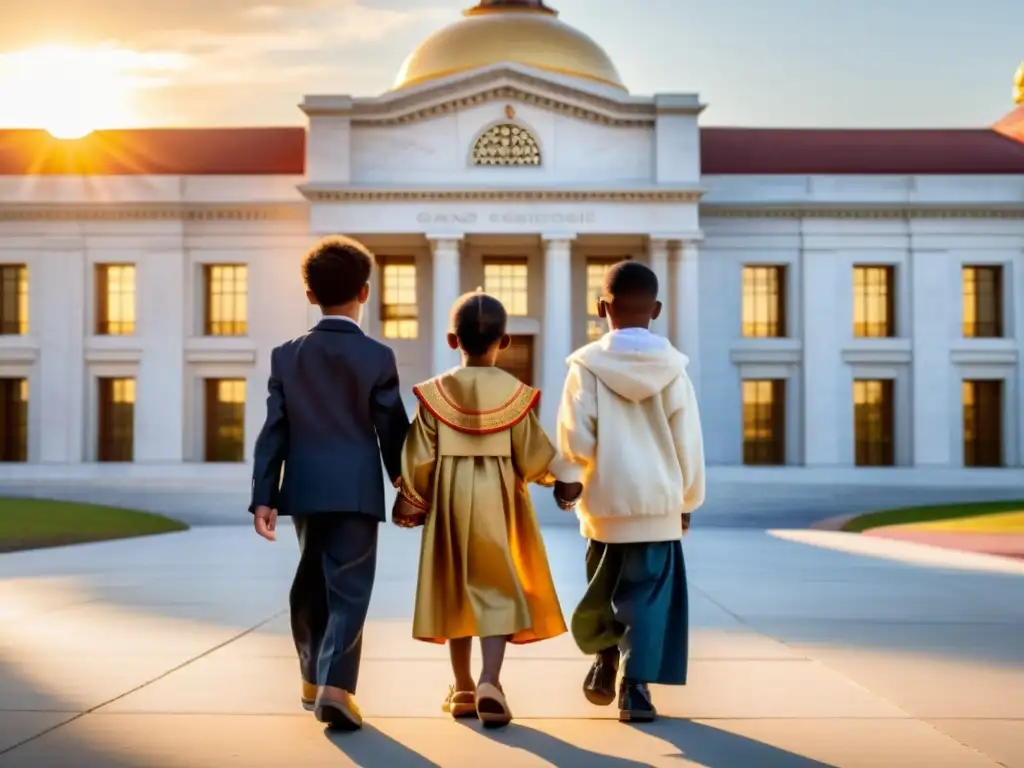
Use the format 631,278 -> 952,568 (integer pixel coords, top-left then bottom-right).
0,45 -> 137,138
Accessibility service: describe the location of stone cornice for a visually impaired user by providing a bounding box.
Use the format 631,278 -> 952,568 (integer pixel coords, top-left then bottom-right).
701,205 -> 1024,220
300,187 -> 703,203
0,204 -> 308,222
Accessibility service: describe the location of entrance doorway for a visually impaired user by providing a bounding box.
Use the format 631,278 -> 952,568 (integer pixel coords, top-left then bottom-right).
498,335 -> 534,386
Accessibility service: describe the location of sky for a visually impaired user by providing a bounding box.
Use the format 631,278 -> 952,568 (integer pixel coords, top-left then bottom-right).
0,0 -> 1020,130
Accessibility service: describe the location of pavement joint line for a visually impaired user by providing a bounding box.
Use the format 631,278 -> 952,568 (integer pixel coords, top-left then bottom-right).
0,608 -> 287,758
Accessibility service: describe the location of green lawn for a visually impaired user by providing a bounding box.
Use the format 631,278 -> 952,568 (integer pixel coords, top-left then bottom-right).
841,500 -> 1024,533
0,497 -> 188,553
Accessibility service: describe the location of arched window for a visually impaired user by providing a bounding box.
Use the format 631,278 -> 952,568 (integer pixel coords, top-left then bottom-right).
471,123 -> 541,166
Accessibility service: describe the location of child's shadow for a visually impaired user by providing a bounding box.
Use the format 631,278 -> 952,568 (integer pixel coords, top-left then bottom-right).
324,725 -> 442,767
640,718 -> 838,768
461,722 -> 650,767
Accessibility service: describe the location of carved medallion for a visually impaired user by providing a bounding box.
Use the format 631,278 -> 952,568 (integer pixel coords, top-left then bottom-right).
471,123 -> 541,166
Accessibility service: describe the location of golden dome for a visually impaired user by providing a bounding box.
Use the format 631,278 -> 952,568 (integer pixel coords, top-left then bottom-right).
393,1 -> 625,92
1015,61 -> 1024,105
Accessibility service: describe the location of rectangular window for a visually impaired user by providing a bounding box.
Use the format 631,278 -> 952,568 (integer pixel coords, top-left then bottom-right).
585,260 -> 615,341
203,264 -> 247,336
742,265 -> 786,338
484,260 -> 529,316
0,264 -> 28,335
852,265 -> 895,338
97,377 -> 135,462
204,378 -> 245,462
962,265 -> 1003,338
963,380 -> 1003,467
95,264 -> 136,335
0,378 -> 28,462
380,259 -> 418,339
853,379 -> 894,466
742,380 -> 786,465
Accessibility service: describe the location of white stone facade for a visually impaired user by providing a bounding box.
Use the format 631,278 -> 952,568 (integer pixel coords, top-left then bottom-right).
2,63 -> 1024,492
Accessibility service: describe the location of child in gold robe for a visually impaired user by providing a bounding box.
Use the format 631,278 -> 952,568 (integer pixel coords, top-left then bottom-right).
393,291 -> 580,728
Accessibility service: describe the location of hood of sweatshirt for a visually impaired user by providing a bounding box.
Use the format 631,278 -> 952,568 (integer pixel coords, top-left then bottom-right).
567,329 -> 690,403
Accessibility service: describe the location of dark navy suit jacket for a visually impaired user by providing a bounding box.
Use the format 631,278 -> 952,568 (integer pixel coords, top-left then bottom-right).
249,317 -> 410,519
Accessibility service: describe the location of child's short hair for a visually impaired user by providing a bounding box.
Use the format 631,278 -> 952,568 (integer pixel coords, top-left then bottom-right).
451,291 -> 508,356
302,236 -> 374,307
604,260 -> 659,302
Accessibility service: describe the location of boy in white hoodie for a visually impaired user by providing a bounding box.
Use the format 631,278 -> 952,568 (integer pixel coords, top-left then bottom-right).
555,260 -> 705,723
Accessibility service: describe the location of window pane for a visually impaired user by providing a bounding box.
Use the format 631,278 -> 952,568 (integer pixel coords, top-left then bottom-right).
0,377 -> 28,462
853,379 -> 894,466
484,262 -> 529,316
96,264 -> 136,335
741,266 -> 785,337
380,261 -> 419,339
583,260 -> 627,341
742,379 -> 785,465
962,266 -> 1003,338
852,265 -> 895,337
98,377 -> 135,462
0,265 -> 28,335
963,380 -> 1002,467
204,265 -> 248,336
204,378 -> 246,462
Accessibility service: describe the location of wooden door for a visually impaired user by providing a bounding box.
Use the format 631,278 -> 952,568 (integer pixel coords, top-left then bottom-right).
498,335 -> 534,386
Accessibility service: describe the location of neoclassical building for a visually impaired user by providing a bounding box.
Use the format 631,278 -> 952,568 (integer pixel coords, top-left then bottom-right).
2,0 -> 1024,490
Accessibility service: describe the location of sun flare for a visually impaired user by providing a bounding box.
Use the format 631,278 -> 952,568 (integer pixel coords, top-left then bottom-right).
0,45 -> 138,139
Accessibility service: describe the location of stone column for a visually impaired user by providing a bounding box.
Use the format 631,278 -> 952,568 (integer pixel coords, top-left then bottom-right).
135,248 -> 186,462
429,236 -> 462,376
541,235 -> 575,431
672,240 -> 702,398
648,238 -> 670,337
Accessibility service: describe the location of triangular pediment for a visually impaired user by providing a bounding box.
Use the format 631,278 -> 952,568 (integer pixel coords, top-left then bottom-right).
309,65 -> 675,128
994,103 -> 1024,145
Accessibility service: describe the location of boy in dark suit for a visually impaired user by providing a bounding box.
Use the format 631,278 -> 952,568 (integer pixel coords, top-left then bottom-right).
250,236 -> 410,730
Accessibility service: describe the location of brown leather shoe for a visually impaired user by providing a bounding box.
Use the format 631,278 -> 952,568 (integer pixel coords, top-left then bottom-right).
314,685 -> 363,730
301,681 -> 317,712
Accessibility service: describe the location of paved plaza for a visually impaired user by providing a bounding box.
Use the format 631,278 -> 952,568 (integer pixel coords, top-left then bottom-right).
0,522 -> 1022,767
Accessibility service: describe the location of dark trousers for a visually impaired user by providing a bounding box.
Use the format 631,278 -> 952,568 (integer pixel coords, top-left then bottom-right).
571,539 -> 689,685
291,513 -> 379,693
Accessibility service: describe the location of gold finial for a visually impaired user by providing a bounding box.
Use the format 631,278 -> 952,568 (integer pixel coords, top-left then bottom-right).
466,0 -> 558,16
1015,62 -> 1024,105
505,104 -> 516,120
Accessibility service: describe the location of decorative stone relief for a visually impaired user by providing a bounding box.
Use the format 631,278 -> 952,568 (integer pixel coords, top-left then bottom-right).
471,123 -> 541,166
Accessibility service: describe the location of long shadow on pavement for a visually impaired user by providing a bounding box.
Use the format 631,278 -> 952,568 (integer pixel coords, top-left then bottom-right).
324,725 -> 442,767
462,722 -> 650,767
636,719 -> 838,767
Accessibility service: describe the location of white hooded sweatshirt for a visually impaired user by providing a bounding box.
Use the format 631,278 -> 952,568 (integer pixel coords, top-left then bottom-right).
556,328 -> 706,543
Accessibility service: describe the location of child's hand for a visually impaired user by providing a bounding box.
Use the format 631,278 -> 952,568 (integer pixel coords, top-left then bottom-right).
681,513 -> 692,535
554,481 -> 583,510
254,506 -> 278,542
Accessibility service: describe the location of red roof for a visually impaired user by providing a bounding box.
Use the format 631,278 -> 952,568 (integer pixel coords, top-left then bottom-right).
2,125 -> 1024,176
700,128 -> 1024,174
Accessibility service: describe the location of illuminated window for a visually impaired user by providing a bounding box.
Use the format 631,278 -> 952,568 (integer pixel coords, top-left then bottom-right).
0,378 -> 28,462
95,264 -> 136,335
742,266 -> 786,338
585,260 -> 614,341
203,265 -> 247,336
742,380 -> 785,465
0,264 -> 28,335
852,265 -> 895,338
484,261 -> 529,316
497,336 -> 535,386
380,260 -> 418,339
204,379 -> 245,462
853,380 -> 894,466
97,377 -> 135,462
962,266 -> 1003,338
963,380 -> 1002,467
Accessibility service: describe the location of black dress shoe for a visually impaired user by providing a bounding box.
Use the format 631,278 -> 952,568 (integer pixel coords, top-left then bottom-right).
582,649 -> 619,706
618,678 -> 657,723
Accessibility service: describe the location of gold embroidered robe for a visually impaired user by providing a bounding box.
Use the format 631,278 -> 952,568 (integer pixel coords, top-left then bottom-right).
400,366 -> 567,644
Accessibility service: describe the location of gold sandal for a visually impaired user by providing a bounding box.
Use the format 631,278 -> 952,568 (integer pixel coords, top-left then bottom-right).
442,685 -> 477,719
475,682 -> 512,728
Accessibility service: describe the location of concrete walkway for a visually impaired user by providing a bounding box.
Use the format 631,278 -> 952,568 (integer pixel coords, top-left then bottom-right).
0,525 -> 1022,767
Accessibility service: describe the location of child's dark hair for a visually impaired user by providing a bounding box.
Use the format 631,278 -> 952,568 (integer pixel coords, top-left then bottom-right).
451,291 -> 508,356
302,236 -> 374,307
604,260 -> 659,303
